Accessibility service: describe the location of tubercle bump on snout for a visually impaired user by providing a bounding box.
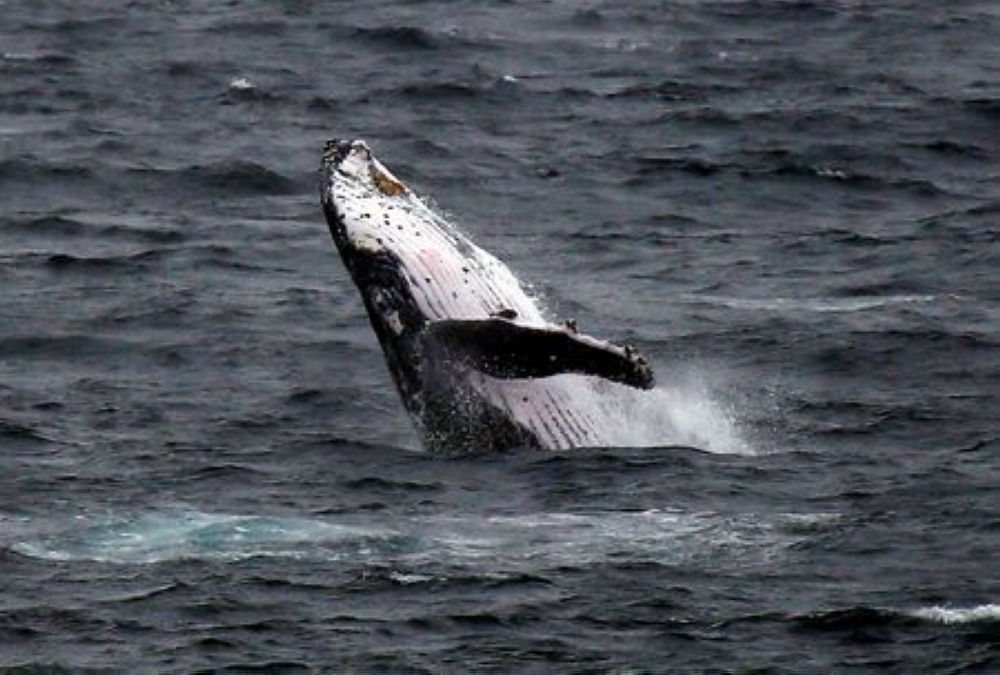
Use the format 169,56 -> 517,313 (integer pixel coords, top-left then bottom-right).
321,138 -> 346,170
322,138 -> 340,164
322,138 -> 365,169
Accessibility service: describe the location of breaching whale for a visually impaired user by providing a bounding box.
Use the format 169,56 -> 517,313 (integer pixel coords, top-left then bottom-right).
320,139 -> 655,452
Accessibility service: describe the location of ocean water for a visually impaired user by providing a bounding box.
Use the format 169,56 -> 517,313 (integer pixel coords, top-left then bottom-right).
1,0 -> 998,672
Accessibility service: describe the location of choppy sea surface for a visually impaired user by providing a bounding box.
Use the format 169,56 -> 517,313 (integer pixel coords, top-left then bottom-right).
2,1 -> 999,672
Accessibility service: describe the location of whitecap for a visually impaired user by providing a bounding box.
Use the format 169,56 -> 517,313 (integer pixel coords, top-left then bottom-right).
814,166 -> 850,180
909,604 -> 1000,624
228,76 -> 255,91
685,294 -> 937,314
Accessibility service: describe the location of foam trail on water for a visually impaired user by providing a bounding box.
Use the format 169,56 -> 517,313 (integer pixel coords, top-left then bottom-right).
11,512 -> 406,564
11,508 -> 822,568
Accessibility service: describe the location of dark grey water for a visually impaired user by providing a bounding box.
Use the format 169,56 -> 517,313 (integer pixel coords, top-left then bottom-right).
2,0 -> 999,672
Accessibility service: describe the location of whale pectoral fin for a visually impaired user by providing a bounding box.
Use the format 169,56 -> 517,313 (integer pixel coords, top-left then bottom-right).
422,318 -> 655,390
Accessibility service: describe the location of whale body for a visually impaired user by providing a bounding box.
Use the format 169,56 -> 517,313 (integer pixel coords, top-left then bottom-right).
320,139 -> 655,452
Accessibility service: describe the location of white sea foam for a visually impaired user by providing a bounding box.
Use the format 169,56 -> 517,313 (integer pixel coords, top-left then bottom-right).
621,379 -> 750,454
228,76 -> 254,91
11,507 -> 817,568
909,604 -> 1000,624
11,512 -> 401,565
1,52 -> 37,61
575,367 -> 752,454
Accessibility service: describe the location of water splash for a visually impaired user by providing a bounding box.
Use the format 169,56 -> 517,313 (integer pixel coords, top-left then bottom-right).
602,379 -> 751,454
554,365 -> 754,454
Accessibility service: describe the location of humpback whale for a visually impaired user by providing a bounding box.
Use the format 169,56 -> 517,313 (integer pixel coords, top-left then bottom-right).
320,139 -> 655,452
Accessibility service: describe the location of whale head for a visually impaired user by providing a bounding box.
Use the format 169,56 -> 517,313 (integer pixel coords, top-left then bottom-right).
320,139 -> 545,407
321,140 -> 443,422
320,139 -> 411,258
320,139 -> 543,323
